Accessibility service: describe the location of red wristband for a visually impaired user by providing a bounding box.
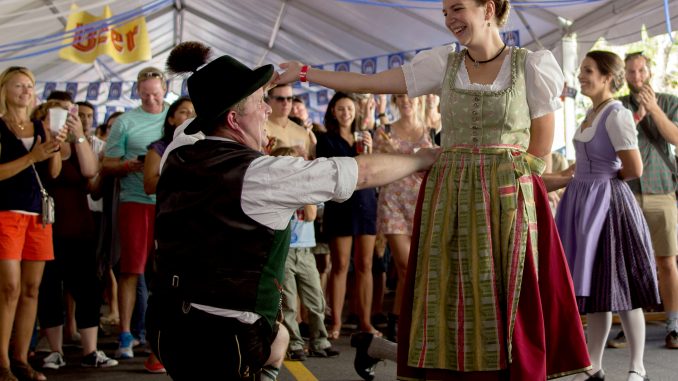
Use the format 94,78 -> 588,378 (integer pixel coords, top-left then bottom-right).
299,65 -> 309,83
123,162 -> 130,172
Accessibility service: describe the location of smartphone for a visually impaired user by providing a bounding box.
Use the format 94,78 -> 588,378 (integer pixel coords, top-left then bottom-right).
137,155 -> 146,163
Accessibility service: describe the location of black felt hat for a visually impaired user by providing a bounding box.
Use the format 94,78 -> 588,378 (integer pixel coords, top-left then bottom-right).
184,55 -> 274,134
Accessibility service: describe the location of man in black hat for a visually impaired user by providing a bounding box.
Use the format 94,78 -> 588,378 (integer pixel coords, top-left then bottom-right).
145,42 -> 439,381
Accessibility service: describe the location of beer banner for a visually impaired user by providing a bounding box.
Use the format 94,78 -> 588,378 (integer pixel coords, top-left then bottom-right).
59,5 -> 151,64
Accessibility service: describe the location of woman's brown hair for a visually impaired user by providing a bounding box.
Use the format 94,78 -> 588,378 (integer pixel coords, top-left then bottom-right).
475,0 -> 511,27
586,50 -> 625,93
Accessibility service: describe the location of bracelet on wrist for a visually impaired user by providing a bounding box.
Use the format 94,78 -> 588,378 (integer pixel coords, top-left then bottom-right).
299,65 -> 309,83
377,113 -> 386,118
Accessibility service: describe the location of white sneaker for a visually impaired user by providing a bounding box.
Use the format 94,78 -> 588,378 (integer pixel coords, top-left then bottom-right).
43,352 -> 66,369
114,332 -> 134,359
114,345 -> 134,359
81,350 -> 119,368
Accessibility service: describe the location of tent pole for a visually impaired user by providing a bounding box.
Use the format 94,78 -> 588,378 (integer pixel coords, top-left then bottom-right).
560,36 -> 578,160
515,9 -> 544,50
257,0 -> 288,66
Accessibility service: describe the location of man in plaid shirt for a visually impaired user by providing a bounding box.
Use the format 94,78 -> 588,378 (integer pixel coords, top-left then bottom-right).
608,52 -> 678,350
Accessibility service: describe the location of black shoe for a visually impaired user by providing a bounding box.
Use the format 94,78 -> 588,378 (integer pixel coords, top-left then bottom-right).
288,349 -> 307,361
371,313 -> 388,329
350,332 -> 379,381
607,329 -> 627,349
344,314 -> 359,330
666,330 -> 678,349
584,369 -> 605,380
628,370 -> 649,381
309,346 -> 340,358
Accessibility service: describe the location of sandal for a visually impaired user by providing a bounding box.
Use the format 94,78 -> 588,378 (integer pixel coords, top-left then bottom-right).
328,328 -> 341,340
0,367 -> 18,381
100,314 -> 120,326
10,362 -> 46,381
360,326 -> 383,338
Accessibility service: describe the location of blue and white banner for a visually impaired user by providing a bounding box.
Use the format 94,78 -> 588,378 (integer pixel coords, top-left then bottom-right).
65,82 -> 78,101
334,61 -> 351,72
130,82 -> 140,99
298,93 -> 310,107
501,30 -> 520,46
42,82 -> 57,100
86,82 -> 100,101
361,57 -> 377,74
317,89 -> 329,106
387,53 -> 404,69
108,82 -> 122,100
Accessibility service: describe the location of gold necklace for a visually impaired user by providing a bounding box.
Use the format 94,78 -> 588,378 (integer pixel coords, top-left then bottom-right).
2,117 -> 27,132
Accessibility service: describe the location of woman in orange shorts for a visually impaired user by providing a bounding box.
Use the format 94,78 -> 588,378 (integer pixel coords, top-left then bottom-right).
0,66 -> 65,381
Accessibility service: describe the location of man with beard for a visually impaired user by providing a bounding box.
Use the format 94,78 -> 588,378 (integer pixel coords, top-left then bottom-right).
609,52 -> 678,350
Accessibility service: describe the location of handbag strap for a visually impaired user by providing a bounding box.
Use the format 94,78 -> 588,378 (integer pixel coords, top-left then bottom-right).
30,163 -> 49,196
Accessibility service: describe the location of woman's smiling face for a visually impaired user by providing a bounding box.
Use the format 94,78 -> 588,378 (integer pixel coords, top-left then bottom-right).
442,0 -> 487,46
333,97 -> 356,128
578,57 -> 609,98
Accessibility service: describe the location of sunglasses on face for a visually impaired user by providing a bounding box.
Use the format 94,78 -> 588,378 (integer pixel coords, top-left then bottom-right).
272,96 -> 294,102
138,71 -> 164,81
7,66 -> 28,73
625,51 -> 644,59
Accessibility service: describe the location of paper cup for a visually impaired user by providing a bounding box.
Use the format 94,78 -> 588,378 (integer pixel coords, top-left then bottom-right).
49,108 -> 68,135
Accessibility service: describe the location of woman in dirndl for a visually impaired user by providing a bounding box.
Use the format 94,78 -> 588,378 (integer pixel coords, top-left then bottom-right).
555,51 -> 660,381
278,1 -> 591,379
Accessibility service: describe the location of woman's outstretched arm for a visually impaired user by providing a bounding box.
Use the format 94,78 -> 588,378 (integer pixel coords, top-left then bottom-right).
276,62 -> 407,95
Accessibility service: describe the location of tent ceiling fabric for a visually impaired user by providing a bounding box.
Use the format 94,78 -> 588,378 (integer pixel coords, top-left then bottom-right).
0,0 -> 675,84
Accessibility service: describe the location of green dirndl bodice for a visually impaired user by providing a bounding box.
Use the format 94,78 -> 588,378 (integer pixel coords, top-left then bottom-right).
407,47 -> 545,372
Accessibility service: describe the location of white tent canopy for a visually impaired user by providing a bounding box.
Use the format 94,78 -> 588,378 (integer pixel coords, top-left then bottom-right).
0,0 -> 675,85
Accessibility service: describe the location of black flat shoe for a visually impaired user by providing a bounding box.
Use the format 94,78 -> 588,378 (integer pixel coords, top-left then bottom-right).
350,332 -> 379,381
585,369 -> 605,380
628,370 -> 650,381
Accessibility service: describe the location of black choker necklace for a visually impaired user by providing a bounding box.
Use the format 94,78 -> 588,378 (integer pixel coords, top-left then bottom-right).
466,44 -> 507,69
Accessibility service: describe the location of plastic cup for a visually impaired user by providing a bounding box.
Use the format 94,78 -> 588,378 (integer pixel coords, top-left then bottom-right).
354,131 -> 365,154
48,108 -> 68,135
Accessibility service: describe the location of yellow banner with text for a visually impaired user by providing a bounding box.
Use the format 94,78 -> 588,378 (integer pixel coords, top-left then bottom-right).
59,5 -> 151,64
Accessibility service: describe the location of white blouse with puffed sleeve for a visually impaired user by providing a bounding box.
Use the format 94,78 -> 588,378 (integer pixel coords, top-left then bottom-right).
401,46 -> 565,119
573,101 -> 638,151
